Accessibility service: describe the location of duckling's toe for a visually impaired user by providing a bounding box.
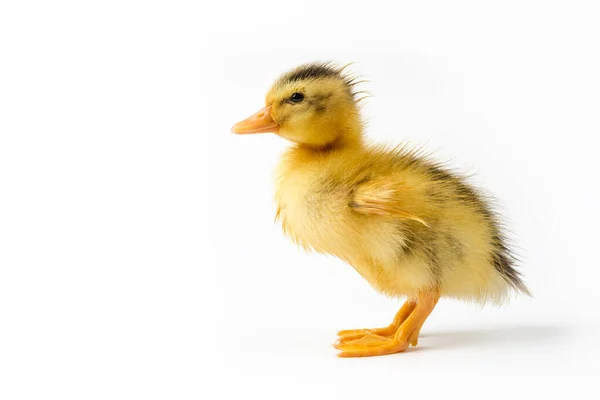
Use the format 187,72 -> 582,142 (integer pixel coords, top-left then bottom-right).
336,327 -> 395,343
334,332 -> 390,348
336,337 -> 411,357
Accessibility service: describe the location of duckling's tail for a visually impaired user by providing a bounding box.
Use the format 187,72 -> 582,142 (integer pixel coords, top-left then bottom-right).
493,252 -> 531,297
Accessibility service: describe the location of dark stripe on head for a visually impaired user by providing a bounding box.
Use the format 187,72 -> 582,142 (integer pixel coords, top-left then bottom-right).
282,62 -> 342,83
276,61 -> 365,103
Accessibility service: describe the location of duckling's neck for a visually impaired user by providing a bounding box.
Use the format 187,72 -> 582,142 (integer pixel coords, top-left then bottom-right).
281,136 -> 364,178
296,115 -> 365,155
298,134 -> 363,153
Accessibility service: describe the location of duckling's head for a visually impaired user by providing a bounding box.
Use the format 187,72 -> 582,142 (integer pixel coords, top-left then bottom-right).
232,62 -> 364,148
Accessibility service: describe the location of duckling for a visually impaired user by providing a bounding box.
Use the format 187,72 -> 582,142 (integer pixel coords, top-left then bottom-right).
231,62 -> 530,357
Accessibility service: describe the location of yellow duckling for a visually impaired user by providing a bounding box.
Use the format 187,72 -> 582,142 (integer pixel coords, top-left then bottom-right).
231,62 -> 530,357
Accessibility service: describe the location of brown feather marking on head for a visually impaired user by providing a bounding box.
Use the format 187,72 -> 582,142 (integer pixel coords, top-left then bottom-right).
278,61 -> 366,101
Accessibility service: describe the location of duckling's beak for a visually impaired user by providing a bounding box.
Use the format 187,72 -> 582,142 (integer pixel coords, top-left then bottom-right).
231,106 -> 279,134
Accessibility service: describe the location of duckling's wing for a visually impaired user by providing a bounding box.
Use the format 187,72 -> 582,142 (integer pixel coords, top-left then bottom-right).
349,176 -> 429,227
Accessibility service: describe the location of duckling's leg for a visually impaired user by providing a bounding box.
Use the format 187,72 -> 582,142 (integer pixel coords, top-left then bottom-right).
334,289 -> 439,357
335,299 -> 417,344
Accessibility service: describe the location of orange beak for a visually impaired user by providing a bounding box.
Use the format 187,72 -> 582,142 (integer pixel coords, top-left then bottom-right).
231,106 -> 279,134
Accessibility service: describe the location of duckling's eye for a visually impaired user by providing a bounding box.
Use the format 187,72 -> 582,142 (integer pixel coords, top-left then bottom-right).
289,92 -> 305,103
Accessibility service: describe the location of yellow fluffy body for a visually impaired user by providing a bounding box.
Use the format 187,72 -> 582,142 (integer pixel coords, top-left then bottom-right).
276,143 -> 518,304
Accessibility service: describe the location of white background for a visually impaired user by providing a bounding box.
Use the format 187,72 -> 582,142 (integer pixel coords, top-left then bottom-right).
1,1 -> 599,399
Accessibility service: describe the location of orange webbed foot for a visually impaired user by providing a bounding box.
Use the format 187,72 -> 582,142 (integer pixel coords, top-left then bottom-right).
334,290 -> 439,358
336,327 -> 396,344
335,299 -> 417,345
336,335 -> 410,357
334,331 -> 391,348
